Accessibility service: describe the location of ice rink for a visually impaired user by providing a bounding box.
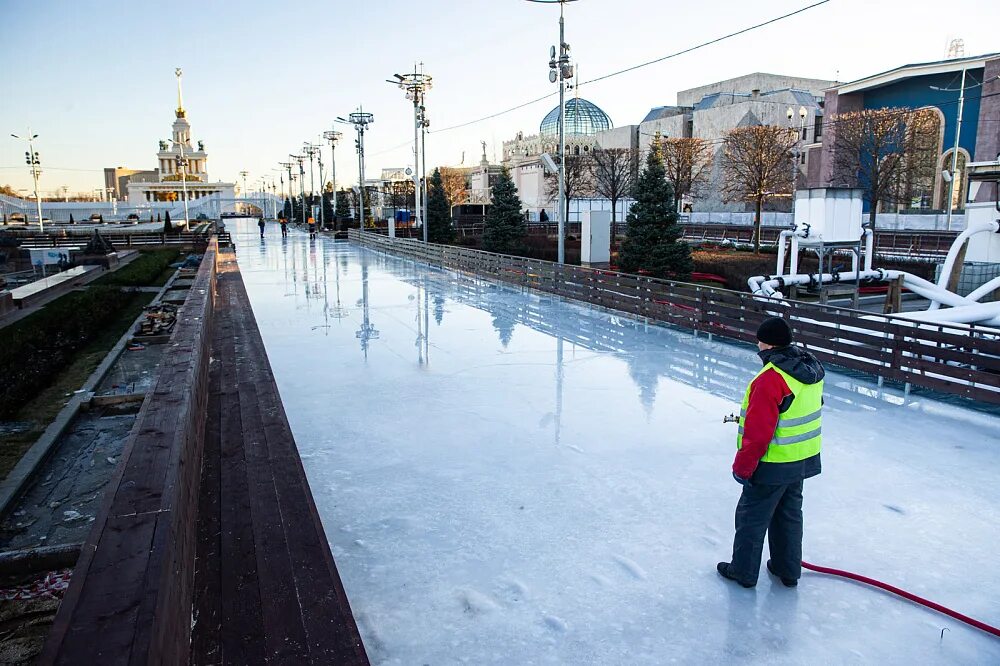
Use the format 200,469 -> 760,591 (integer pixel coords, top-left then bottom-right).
235,222 -> 1000,664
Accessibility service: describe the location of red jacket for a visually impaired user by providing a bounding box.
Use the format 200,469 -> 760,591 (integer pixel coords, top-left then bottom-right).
732,368 -> 791,480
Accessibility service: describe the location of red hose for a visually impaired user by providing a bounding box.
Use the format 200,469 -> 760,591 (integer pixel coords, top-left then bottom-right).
801,560 -> 1000,639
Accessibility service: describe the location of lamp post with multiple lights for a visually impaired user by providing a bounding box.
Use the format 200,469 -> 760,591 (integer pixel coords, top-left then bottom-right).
389,68 -> 432,242
323,130 -> 342,227
11,129 -> 44,232
337,110 -> 374,230
528,0 -> 577,264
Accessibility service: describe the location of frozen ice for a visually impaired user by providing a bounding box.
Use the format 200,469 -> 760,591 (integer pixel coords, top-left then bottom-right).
236,222 -> 1000,664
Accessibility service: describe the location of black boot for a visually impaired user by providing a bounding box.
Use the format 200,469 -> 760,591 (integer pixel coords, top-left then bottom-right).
717,562 -> 755,588
767,559 -> 798,587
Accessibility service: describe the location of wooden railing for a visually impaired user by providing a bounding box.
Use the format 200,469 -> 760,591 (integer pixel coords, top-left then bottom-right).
442,223 -> 958,258
350,230 -> 1000,405
13,231 -> 230,250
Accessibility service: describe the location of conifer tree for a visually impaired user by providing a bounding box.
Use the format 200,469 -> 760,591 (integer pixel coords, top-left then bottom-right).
482,168 -> 526,255
282,198 -> 292,221
69,213 -> 75,224
335,190 -> 350,220
163,210 -> 173,234
426,168 -> 454,244
618,148 -> 692,279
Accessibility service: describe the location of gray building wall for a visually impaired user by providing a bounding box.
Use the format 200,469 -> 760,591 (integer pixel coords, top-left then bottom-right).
677,73 -> 834,106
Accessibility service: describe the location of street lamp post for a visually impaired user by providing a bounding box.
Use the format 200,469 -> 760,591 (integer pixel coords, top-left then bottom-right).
316,146 -> 326,230
389,69 -> 432,241
338,110 -> 374,231
529,0 -> 577,264
787,105 -> 808,199
280,161 -> 294,220
11,129 -> 44,233
166,138 -> 191,227
323,130 -> 342,227
291,154 -> 307,224
304,142 -> 320,224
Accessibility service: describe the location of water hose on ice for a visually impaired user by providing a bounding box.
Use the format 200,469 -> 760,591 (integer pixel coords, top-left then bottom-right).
801,560 -> 1000,639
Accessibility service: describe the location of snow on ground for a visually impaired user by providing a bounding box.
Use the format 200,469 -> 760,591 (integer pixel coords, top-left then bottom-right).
235,222 -> 1000,665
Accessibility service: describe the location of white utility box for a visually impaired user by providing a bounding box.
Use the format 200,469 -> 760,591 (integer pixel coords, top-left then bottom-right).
581,210 -> 611,265
793,188 -> 864,243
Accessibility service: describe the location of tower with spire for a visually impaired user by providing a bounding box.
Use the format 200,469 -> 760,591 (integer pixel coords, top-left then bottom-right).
126,69 -> 236,206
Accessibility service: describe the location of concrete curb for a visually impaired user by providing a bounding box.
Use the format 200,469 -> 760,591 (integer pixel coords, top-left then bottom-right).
0,267 -> 183,519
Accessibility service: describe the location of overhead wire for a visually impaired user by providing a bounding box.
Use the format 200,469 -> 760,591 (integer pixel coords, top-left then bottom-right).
430,0 -> 833,134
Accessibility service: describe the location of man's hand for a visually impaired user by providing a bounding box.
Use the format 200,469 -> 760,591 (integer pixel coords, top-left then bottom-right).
732,471 -> 751,488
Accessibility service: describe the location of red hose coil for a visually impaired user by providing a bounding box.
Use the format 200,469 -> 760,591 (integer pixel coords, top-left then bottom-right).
801,560 -> 1000,639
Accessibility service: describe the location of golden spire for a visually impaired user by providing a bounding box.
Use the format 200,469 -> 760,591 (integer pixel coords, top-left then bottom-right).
175,67 -> 186,118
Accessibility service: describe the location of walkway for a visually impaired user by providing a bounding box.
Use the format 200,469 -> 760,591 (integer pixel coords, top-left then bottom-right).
191,252 -> 366,664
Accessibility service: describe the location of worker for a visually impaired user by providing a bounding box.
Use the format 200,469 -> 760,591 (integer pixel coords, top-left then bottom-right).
717,317 -> 824,589
307,216 -> 317,238
258,217 -> 266,238
280,216 -> 288,238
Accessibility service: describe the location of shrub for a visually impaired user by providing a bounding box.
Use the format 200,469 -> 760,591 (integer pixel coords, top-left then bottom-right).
0,287 -> 135,417
94,250 -> 180,287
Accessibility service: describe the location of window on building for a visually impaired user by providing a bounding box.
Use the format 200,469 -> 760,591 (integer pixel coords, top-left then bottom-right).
814,116 -> 823,141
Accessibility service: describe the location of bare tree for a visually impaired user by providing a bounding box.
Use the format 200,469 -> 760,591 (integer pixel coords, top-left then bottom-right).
439,167 -> 469,206
545,152 -> 594,222
589,146 -> 635,224
721,125 -> 798,253
661,137 -> 713,212
830,107 -> 940,227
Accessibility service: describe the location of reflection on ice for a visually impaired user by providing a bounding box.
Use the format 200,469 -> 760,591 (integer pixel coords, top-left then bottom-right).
235,222 -> 999,665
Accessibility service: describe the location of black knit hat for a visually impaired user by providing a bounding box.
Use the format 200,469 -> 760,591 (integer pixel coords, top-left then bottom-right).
756,317 -> 792,346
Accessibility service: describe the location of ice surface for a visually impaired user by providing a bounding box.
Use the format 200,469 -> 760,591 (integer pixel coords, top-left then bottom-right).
235,222 -> 1000,664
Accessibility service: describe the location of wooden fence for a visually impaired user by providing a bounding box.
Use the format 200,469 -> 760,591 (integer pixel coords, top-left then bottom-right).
445,222 -> 957,258
13,231 -> 231,250
350,230 -> 1000,405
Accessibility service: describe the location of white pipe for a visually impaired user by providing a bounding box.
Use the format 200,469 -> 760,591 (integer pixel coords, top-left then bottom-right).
930,221 -> 1000,310
789,234 -> 800,276
863,228 -> 874,272
748,269 -> 975,308
891,300 -> 1000,328
775,230 -> 796,276
965,274 -> 1000,303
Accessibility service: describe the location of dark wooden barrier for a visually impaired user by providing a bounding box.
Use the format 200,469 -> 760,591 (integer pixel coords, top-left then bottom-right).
14,231 -> 230,250
41,238 -> 218,665
350,230 -> 1000,405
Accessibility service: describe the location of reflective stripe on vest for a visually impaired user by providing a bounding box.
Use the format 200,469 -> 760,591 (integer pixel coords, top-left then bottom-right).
737,362 -> 823,464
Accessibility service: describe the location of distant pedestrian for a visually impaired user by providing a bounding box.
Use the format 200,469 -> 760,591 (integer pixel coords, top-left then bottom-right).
280,217 -> 288,237
539,209 -> 549,223
308,216 -> 317,238
717,317 -> 824,589
258,218 -> 266,238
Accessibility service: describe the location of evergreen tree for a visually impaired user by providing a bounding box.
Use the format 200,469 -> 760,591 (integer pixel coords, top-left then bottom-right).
618,149 -> 692,279
163,210 -> 173,234
335,189 -> 350,223
322,191 -> 335,228
282,198 -> 292,221
156,212 -> 161,224
482,168 -> 526,255
69,213 -> 75,224
426,168 -> 454,244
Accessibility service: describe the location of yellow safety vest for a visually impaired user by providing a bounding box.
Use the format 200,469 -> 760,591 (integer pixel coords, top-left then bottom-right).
737,363 -> 823,463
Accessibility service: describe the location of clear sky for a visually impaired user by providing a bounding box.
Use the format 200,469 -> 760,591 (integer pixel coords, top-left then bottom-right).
1,0 -> 997,196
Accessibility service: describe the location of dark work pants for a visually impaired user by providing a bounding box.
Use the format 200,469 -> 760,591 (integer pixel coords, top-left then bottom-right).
730,480 -> 804,585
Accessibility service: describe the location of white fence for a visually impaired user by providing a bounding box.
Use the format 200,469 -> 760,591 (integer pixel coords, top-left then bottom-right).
0,193 -> 283,224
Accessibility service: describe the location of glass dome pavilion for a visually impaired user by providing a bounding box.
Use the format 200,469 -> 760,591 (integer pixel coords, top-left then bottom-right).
540,98 -> 613,137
